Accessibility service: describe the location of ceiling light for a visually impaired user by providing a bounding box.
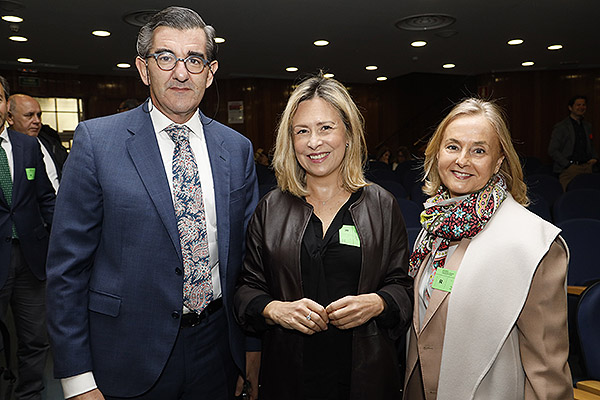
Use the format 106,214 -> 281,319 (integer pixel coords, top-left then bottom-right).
521,61 -> 534,67
376,76 -> 388,81
313,40 -> 329,47
411,41 -> 427,47
443,63 -> 455,69
547,44 -> 563,50
116,63 -> 131,69
365,65 -> 378,71
285,66 -> 298,72
215,37 -> 225,44
323,73 -> 334,78
9,36 -> 27,42
2,16 -> 23,23
507,39 -> 523,46
17,58 -> 33,63
92,30 -> 111,37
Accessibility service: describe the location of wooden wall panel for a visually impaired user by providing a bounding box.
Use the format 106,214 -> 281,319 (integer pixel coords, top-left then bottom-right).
2,67 -> 598,164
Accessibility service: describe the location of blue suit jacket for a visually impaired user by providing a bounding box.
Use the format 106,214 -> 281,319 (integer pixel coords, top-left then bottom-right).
0,129 -> 55,287
46,105 -> 258,397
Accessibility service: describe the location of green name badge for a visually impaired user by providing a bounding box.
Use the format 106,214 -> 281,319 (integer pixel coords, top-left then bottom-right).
431,268 -> 456,292
339,225 -> 360,247
25,168 -> 36,180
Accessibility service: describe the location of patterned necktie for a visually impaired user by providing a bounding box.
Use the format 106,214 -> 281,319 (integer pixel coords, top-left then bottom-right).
0,138 -> 17,238
164,123 -> 213,314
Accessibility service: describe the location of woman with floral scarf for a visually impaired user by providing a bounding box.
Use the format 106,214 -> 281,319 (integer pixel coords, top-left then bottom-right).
403,98 -> 573,400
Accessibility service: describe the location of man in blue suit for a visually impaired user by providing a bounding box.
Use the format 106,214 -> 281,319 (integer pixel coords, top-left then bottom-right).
0,76 -> 55,400
46,7 -> 259,400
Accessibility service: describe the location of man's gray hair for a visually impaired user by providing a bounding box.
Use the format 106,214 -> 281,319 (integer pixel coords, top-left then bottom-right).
136,6 -> 217,61
0,76 -> 9,99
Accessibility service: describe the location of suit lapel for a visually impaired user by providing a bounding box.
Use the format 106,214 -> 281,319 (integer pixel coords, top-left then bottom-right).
202,114 -> 230,282
125,112 -> 182,261
8,131 -> 24,206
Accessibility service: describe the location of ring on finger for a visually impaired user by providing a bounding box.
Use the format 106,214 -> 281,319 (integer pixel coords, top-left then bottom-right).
306,311 -> 313,321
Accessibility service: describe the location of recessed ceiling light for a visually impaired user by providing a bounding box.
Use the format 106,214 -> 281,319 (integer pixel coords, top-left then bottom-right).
286,66 -> 298,72
548,44 -> 563,50
443,63 -> 455,69
215,37 -> 225,44
365,65 -> 378,71
522,61 -> 534,67
323,73 -> 334,78
2,16 -> 23,23
411,41 -> 427,48
376,76 -> 388,81
508,39 -> 524,46
313,40 -> 329,47
9,36 -> 27,42
17,57 -> 33,63
92,30 -> 111,37
116,63 -> 131,69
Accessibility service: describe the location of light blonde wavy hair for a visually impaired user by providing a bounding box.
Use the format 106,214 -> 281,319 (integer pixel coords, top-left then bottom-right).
272,75 -> 369,197
422,98 -> 529,205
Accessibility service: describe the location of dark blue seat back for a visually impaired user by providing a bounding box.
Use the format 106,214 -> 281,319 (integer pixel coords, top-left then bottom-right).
553,189 -> 600,223
557,218 -> 600,286
577,281 -> 600,380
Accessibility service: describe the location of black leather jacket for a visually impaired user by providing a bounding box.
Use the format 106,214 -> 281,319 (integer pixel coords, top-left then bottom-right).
235,184 -> 413,400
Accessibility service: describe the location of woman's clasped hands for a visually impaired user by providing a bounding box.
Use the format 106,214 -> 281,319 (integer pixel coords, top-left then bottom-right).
262,294 -> 385,334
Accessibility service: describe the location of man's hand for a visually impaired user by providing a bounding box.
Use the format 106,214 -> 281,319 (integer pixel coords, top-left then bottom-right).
68,389 -> 105,400
235,351 -> 261,400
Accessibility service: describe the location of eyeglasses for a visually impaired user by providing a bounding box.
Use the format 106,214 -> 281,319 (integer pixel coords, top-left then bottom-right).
146,51 -> 210,74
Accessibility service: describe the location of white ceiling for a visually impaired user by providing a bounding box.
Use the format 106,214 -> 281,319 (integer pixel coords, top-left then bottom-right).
1,0 -> 598,83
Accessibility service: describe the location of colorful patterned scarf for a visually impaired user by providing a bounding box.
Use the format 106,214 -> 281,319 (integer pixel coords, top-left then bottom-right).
408,175 -> 508,286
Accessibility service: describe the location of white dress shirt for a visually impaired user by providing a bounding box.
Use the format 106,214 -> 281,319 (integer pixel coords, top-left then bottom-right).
62,103 -> 222,398
0,126 -> 14,179
37,138 -> 60,193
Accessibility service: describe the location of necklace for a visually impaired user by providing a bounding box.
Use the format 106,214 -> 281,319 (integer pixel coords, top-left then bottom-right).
310,187 -> 344,206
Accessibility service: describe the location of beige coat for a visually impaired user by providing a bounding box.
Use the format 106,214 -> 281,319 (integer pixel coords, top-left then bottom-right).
404,196 -> 573,400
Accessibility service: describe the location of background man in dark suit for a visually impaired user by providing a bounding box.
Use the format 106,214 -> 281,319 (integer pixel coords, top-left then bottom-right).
46,6 -> 259,400
0,76 -> 56,400
7,94 -> 69,193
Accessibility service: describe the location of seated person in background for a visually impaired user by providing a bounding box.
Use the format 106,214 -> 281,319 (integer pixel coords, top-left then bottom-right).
404,98 -> 572,400
235,75 -> 413,400
117,98 -> 141,113
548,95 -> 597,190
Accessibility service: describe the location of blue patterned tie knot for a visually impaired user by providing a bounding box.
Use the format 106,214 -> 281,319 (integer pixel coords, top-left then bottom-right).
164,123 -> 213,314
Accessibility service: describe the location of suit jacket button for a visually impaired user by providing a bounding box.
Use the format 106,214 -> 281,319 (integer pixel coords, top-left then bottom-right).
171,311 -> 180,319
175,268 -> 182,275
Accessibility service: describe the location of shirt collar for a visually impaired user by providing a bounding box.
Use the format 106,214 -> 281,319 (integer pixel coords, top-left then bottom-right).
148,99 -> 204,139
0,126 -> 8,142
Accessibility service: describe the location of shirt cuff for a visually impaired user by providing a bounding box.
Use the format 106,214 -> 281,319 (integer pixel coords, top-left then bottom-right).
61,372 -> 97,399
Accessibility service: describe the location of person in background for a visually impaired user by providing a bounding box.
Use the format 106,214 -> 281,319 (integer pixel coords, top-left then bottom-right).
404,98 -> 572,399
549,95 -> 597,190
235,75 -> 413,400
45,7 -> 259,400
0,76 -> 56,400
117,98 -> 141,113
7,94 -> 68,193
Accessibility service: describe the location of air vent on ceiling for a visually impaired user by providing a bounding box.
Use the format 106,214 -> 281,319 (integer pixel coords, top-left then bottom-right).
395,14 -> 456,31
123,10 -> 160,27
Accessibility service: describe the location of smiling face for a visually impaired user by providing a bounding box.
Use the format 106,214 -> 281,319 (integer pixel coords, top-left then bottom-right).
135,26 -> 218,124
292,97 -> 348,181
569,98 -> 586,120
437,115 -> 505,197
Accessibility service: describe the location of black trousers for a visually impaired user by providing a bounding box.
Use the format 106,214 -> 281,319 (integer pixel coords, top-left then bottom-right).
0,241 -> 49,400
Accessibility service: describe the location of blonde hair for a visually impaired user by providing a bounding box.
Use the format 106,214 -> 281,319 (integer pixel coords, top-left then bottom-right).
273,75 -> 368,197
422,98 -> 528,205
